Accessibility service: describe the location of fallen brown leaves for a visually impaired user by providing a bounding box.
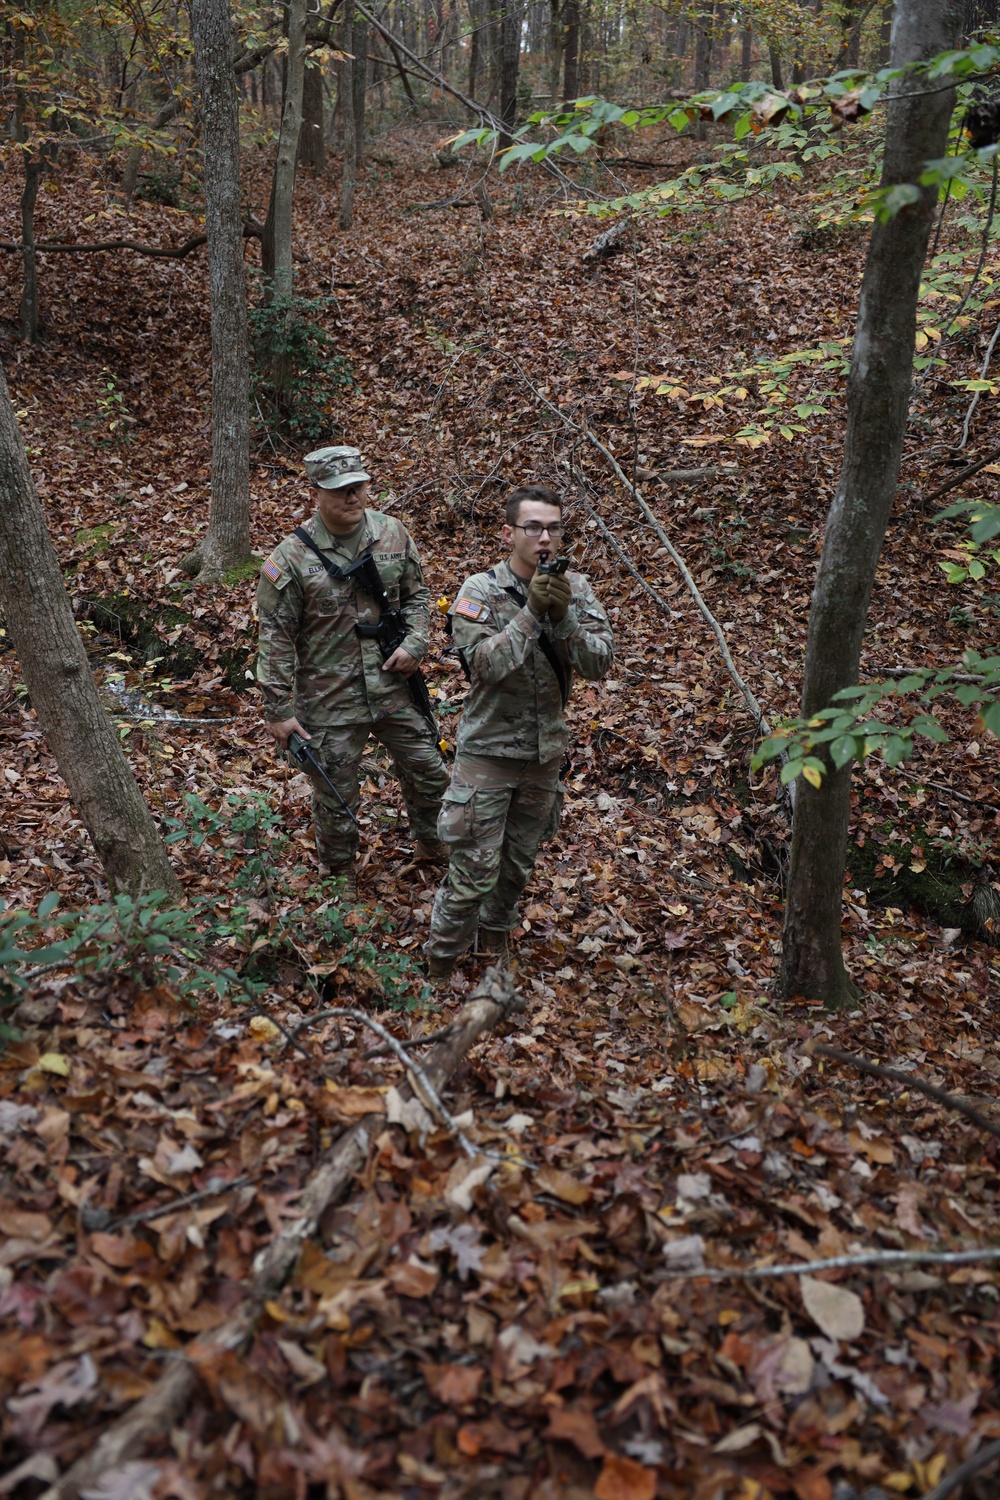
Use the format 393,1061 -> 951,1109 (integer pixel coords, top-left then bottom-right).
2,125 -> 1000,1498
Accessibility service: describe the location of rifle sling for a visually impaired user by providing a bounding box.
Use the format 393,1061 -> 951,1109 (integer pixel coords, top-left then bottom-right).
489,571 -> 569,709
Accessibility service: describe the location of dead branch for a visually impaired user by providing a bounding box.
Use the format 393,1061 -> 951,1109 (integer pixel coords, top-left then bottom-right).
667,1246 -> 1000,1280
922,441 -> 1000,506
809,1041 -> 1000,1141
582,218 -> 633,264
0,221 -> 266,260
582,497 -> 677,616
921,1438 -> 1000,1500
39,969 -> 525,1500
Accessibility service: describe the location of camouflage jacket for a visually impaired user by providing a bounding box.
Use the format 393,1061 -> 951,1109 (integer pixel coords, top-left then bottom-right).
255,508 -> 431,727
448,560 -> 614,761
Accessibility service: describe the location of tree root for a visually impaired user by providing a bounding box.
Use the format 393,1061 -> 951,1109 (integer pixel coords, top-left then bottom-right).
40,967 -> 525,1500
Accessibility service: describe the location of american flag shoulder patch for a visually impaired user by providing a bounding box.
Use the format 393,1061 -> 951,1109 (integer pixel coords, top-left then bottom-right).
454,597 -> 485,620
262,555 -> 283,584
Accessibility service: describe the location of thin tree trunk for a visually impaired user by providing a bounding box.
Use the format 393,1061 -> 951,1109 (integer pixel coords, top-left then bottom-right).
741,27 -> 752,80
469,0 -> 483,99
19,154 -> 41,343
0,364 -> 180,898
352,7 -> 367,172
562,0 -> 579,101
780,0 -> 964,1009
271,0 -> 307,299
498,0 -> 521,145
188,0 -> 252,584
547,0 -> 562,103
769,46 -> 784,87
339,5 -> 357,227
299,59 -> 326,169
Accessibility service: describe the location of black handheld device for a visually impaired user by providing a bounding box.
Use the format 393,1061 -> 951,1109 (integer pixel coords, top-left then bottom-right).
537,556 -> 569,576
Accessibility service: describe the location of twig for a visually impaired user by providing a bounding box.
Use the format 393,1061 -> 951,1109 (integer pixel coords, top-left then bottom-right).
508,360 -> 775,742
104,1175 -> 256,1232
581,495 -> 678,616
284,1005 -> 481,1155
809,1041 -> 1000,1141
669,1246 -> 1000,1280
920,1438 -> 1000,1500
923,441 -> 1000,505
959,318 -> 1000,449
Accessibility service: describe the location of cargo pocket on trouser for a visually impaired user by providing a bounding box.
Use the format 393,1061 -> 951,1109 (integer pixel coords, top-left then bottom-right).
437,783 -> 477,845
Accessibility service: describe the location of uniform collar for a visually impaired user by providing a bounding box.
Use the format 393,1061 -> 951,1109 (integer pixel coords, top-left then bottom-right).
311,508 -> 377,553
496,559 -> 532,592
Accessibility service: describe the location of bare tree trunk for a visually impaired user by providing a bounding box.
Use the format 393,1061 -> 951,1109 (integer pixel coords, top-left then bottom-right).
271,0 -> 307,299
562,0 -> 579,101
498,0 -> 522,145
352,7 -> 367,172
299,59 -> 326,170
741,27 -> 752,80
187,0 -> 252,584
19,154 -> 41,343
547,0 -> 562,103
780,0 -> 964,1009
0,364 -> 180,898
338,5 -> 357,227
469,0 -> 484,98
769,45 -> 784,87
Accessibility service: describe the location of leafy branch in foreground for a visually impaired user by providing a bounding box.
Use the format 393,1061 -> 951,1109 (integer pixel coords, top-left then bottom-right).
751,652 -> 1000,786
937,498 -> 1000,582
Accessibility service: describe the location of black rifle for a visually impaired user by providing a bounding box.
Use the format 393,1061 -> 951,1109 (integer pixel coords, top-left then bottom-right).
292,529 -> 438,735
287,731 -> 359,830
346,549 -> 438,734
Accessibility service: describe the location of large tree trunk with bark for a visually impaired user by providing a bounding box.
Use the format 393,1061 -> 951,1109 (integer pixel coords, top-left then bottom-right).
188,0 -> 252,584
0,364 -> 180,898
780,0 -> 964,1009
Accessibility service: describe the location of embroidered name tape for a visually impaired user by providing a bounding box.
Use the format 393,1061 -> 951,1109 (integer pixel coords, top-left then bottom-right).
262,556 -> 283,584
454,597 -> 485,620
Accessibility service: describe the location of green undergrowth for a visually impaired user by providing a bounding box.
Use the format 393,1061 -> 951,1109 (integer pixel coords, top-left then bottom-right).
0,793 -> 429,1039
846,823 -> 1000,940
85,590 -> 252,688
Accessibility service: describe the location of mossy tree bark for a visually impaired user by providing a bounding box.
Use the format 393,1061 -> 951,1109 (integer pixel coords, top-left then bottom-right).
780,0 -> 963,1010
187,0 -> 252,585
0,362 -> 180,899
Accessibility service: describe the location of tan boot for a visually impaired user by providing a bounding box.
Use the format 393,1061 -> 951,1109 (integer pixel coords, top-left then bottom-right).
426,953 -> 457,982
414,839 -> 448,865
477,927 -> 510,963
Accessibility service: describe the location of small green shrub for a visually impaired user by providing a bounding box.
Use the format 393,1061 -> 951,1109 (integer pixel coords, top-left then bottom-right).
249,284 -> 355,441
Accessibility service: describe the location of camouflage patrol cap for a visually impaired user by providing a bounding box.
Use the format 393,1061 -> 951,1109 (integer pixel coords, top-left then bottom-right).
304,445 -> 372,490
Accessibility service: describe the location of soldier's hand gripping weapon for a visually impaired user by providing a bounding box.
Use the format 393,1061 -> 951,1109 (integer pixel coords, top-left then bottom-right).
346,549 -> 438,734
287,732 -> 360,830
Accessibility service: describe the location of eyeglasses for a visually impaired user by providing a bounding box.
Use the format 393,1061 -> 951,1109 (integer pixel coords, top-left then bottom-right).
513,522 -> 564,538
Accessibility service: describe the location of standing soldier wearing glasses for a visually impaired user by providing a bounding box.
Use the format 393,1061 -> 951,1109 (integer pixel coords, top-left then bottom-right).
256,445 -> 449,897
425,484 -> 614,978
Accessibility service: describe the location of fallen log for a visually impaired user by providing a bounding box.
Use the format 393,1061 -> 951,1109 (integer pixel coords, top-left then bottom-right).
40,967 -> 524,1500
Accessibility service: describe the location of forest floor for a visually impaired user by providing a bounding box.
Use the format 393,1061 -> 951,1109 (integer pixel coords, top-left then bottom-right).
1,119 -> 1000,1500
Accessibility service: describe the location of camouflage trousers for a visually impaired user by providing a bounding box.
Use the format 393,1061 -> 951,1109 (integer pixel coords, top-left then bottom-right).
301,707 -> 448,872
425,753 -> 562,960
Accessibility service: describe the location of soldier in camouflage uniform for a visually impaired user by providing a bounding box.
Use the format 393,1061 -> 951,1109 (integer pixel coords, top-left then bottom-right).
425,484 -> 614,976
256,446 -> 449,895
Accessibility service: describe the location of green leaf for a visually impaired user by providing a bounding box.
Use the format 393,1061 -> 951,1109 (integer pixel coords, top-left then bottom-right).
780,760 -> 804,785
882,734 -> 910,767
37,892 -> 60,920
981,700 -> 1000,737
830,735 -> 857,769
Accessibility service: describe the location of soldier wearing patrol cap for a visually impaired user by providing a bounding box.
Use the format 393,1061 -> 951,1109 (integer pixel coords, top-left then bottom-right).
424,483 -> 614,977
255,445 -> 449,896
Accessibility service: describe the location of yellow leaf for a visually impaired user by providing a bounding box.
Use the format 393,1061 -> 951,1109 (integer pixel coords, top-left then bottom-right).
802,764 -> 822,789
38,1052 -> 70,1077
718,1308 -> 741,1326
143,1317 -> 181,1349
249,1016 -> 280,1042
882,1475 -> 913,1493
914,1455 -> 947,1490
